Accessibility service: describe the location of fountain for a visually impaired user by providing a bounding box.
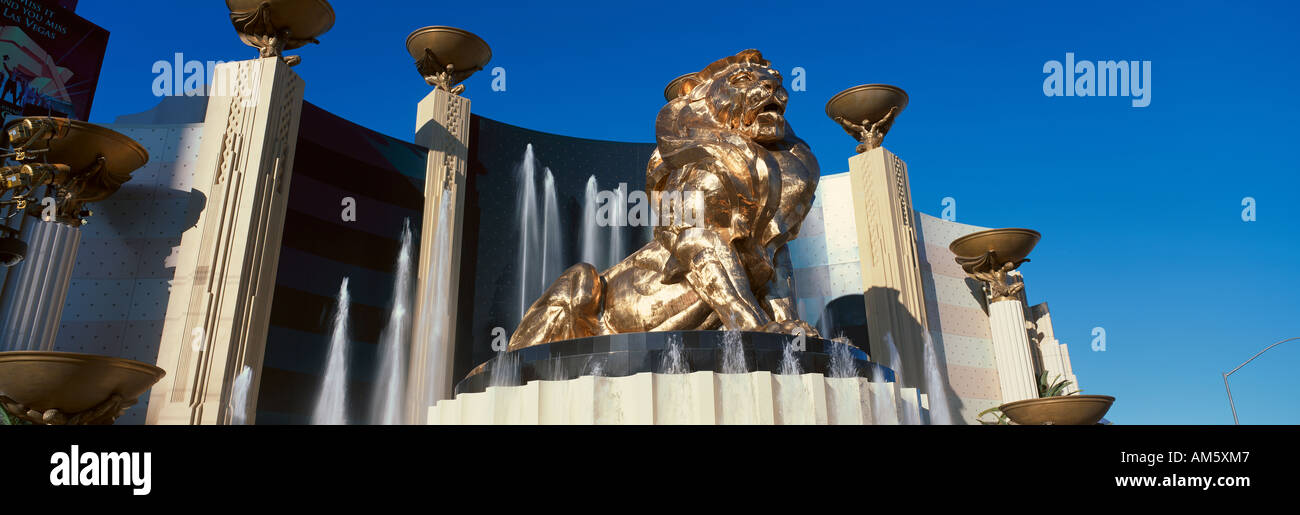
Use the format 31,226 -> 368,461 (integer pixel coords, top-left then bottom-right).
312,278 -> 350,425
719,330 -> 747,374
229,366 -> 254,425
653,334 -> 693,424
828,336 -> 859,378
512,146 -> 564,326
413,195 -> 455,418
778,340 -> 803,376
488,350 -> 521,388
372,220 -> 414,424
869,361 -> 901,425
922,330 -> 954,425
824,336 -> 865,424
716,330 -> 755,424
882,334 -> 921,424
774,340 -> 812,424
607,184 -> 625,271
541,168 -> 564,289
659,334 -> 690,375
516,145 -> 540,324
580,176 -> 603,269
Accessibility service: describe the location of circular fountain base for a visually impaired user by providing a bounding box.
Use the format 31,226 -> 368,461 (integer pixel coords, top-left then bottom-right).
455,331 -> 893,396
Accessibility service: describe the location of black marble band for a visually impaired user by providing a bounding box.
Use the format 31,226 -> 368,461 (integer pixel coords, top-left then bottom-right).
454,331 -> 894,396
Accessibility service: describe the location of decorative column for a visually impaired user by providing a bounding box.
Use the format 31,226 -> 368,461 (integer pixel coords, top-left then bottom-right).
949,228 -> 1043,404
987,295 -> 1039,403
826,84 -> 929,390
403,26 -> 491,424
146,57 -> 305,425
0,221 -> 80,350
407,87 -> 471,424
847,147 -> 930,388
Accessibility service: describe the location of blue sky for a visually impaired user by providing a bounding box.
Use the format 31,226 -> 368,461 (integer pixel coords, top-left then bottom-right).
77,0 -> 1298,424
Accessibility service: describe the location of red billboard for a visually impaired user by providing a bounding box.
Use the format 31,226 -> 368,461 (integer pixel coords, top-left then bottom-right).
0,0 -> 108,122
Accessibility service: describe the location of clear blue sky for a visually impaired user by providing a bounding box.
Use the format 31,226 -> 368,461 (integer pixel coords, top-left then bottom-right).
77,0 -> 1299,424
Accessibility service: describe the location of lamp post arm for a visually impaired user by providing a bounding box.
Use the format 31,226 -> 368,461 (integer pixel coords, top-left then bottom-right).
1223,336 -> 1300,425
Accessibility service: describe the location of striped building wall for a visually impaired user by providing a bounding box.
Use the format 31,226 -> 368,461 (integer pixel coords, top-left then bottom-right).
914,212 -> 1004,422
790,174 -> 1081,423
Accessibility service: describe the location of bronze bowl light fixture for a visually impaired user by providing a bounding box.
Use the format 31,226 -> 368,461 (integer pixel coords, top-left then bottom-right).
998,395 -> 1116,425
826,84 -> 909,153
949,228 -> 1042,271
0,352 -> 166,425
949,228 -> 1041,303
227,0 -> 336,66
0,118 -> 158,426
663,73 -> 695,102
0,117 -> 149,266
406,26 -> 493,95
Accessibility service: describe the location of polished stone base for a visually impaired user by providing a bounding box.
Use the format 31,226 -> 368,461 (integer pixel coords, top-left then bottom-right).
430,371 -> 928,425
454,331 -> 892,396
434,331 -> 927,425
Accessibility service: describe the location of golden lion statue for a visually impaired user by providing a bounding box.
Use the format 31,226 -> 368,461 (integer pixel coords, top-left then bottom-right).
508,49 -> 821,352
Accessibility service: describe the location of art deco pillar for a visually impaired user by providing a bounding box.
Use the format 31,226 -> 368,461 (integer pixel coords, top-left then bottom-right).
147,57 -> 305,425
949,229 -> 1043,404
407,87 -> 471,424
403,26 -> 490,424
847,147 -> 930,389
0,221 -> 80,350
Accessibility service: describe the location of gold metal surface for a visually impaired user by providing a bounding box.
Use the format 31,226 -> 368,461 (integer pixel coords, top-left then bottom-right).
999,395 -> 1115,425
406,26 -> 492,95
2,117 -> 148,226
949,228 -> 1041,303
0,351 -> 165,425
507,50 -> 822,354
826,84 -> 909,153
227,0 -> 335,66
663,73 -> 695,102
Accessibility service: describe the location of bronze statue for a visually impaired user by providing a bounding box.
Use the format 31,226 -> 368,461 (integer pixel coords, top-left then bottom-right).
835,105 -> 897,153
507,50 -> 821,352
227,0 -> 336,66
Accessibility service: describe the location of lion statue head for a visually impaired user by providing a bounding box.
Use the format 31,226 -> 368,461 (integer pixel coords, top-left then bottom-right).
647,49 -> 820,284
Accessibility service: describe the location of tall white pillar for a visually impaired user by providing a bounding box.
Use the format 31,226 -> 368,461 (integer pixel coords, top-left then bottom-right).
147,57 -> 305,425
847,147 -> 930,390
0,221 -> 80,350
407,87 -> 471,424
988,299 -> 1039,403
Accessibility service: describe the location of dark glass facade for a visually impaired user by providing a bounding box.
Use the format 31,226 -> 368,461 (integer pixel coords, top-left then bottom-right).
256,102 -> 427,424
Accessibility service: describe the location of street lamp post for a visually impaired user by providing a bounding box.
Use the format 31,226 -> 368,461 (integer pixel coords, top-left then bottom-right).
1223,337 -> 1300,425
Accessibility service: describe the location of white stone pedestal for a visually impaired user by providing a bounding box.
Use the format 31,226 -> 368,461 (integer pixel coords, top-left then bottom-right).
407,88 -> 472,424
147,57 -> 305,425
428,372 -> 927,425
989,299 -> 1039,403
847,147 -> 930,391
0,221 -> 80,350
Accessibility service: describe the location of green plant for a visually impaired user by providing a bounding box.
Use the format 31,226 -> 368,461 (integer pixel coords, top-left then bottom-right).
1038,371 -> 1079,398
0,409 -> 20,426
976,406 -> 1010,425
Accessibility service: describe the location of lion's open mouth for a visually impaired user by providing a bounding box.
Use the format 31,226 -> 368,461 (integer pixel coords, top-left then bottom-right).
744,98 -> 786,126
